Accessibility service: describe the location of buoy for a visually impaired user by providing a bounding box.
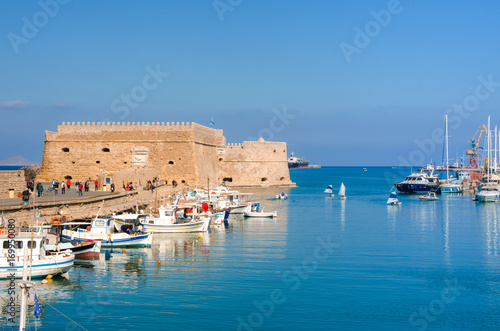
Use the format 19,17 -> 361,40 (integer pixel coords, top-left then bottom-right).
198,234 -> 201,241
122,248 -> 125,254
46,274 -> 53,279
157,260 -> 160,266
41,279 -> 48,284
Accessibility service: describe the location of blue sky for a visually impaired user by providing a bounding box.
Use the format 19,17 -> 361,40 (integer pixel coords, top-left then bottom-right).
1,0 -> 500,166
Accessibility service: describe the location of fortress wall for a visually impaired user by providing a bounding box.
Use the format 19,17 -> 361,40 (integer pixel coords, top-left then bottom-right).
0,170 -> 26,199
219,141 -> 293,187
39,122 -> 294,188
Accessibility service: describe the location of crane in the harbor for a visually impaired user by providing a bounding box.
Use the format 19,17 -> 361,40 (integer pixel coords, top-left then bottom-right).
466,123 -> 488,168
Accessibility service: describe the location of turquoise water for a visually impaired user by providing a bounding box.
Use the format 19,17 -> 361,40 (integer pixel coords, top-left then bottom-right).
2,167 -> 500,330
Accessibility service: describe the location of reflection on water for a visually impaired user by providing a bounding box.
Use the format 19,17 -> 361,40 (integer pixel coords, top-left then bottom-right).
481,203 -> 500,256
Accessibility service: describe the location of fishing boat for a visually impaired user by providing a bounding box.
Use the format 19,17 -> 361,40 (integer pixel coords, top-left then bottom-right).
338,183 -> 346,200
141,205 -> 211,233
475,186 -> 500,202
440,114 -> 464,193
0,233 -> 74,278
276,192 -> 288,200
243,205 -> 277,218
46,241 -> 101,260
386,190 -> 401,205
61,218 -> 153,247
419,192 -> 439,201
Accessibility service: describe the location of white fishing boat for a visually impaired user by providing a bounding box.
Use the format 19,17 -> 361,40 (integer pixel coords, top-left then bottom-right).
276,192 -> 288,200
243,205 -> 277,218
142,205 -> 211,233
338,183 -> 346,200
475,185 -> 500,202
386,190 -> 401,205
0,233 -> 74,278
62,219 -> 153,247
419,192 -> 439,201
440,113 -> 464,193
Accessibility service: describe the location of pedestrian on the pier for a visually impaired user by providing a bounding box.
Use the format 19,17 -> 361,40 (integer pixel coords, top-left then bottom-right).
36,182 -> 43,197
94,179 -> 98,191
22,189 -> 30,204
78,183 -> 83,197
54,180 -> 59,195
61,182 -> 66,194
66,179 -> 71,190
111,183 -> 115,192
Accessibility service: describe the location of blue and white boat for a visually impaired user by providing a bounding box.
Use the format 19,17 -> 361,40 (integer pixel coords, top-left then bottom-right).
0,233 -> 74,278
386,190 -> 401,205
141,205 -> 211,233
475,185 -> 500,202
62,218 -> 153,248
276,192 -> 288,200
394,171 -> 440,194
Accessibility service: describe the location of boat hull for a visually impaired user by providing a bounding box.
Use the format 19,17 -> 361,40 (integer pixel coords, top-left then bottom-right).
476,194 -> 500,202
395,183 -> 438,194
243,211 -> 277,218
0,254 -> 74,278
142,219 -> 210,233
62,231 -> 152,248
440,184 -> 463,193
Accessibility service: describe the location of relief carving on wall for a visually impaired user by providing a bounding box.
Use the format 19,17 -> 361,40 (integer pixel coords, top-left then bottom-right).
131,146 -> 149,167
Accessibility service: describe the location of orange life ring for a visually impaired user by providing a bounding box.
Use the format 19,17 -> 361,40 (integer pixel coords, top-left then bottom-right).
86,226 -> 91,231
51,217 -> 60,225
226,202 -> 230,207
246,200 -> 251,203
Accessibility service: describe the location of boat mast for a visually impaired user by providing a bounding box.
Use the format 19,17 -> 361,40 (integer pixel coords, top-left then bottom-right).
487,116 -> 491,180
445,113 -> 449,181
495,125 -> 498,173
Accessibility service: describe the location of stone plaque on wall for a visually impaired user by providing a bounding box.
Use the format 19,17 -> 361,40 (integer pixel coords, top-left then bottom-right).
131,146 -> 149,167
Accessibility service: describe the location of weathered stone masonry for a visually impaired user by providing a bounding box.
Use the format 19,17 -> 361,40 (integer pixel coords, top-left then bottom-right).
38,122 -> 294,187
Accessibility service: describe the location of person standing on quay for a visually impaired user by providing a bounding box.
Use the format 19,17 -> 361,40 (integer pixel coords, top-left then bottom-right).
66,179 -> 71,190
61,181 -> 66,194
36,182 -> 43,197
94,179 -> 98,191
54,180 -> 59,195
78,182 -> 83,197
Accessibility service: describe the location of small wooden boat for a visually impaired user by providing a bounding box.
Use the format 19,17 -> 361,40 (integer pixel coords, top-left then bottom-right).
243,205 -> 277,218
46,241 -> 101,260
141,205 -> 211,233
62,219 -> 153,247
338,183 -> 346,200
419,192 -> 439,201
0,233 -> 74,278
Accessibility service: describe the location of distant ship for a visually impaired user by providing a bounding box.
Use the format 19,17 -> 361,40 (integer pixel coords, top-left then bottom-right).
288,152 -> 309,169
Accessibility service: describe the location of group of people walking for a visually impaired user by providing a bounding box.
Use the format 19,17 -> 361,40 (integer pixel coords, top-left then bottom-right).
22,178 -> 100,201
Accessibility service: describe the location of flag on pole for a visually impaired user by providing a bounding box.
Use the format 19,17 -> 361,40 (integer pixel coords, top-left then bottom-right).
209,117 -> 215,127
34,292 -> 42,319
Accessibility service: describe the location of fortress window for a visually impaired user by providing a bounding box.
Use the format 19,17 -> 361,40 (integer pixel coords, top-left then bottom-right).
274,150 -> 276,153
223,177 -> 233,182
219,158 -> 223,161
124,162 -> 128,164
62,148 -> 69,152
283,150 -> 285,153
261,177 -> 268,182
181,180 -> 186,184
72,161 -> 75,164
102,148 -> 110,152
280,177 -> 285,181
96,161 -> 100,164
64,175 -> 72,180
169,161 -> 174,165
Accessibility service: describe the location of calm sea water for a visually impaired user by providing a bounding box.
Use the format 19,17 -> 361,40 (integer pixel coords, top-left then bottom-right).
2,167 -> 500,330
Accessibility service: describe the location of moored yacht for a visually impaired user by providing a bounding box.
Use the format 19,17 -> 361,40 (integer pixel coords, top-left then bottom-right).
394,171 -> 440,194
475,185 -> 500,202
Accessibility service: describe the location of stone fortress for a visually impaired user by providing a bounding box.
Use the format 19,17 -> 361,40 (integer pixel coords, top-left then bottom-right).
38,122 -> 295,188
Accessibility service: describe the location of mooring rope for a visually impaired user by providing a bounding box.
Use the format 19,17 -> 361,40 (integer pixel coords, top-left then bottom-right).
43,301 -> 88,331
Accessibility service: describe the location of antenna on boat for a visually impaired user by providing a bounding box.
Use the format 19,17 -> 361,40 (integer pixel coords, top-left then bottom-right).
95,200 -> 105,219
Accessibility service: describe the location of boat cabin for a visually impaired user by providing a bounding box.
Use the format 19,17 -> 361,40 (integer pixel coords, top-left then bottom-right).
0,234 -> 48,264
89,218 -> 113,235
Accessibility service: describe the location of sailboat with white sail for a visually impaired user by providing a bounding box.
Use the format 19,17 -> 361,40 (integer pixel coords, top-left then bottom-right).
338,183 -> 346,200
441,113 -> 464,193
